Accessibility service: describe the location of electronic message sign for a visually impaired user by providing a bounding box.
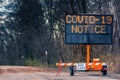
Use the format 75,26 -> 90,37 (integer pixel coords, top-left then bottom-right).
65,14 -> 113,44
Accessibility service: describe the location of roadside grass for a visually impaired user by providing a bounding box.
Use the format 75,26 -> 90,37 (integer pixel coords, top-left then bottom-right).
100,53 -> 120,74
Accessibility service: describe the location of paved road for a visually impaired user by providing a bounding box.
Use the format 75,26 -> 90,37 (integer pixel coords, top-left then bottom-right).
0,72 -> 120,80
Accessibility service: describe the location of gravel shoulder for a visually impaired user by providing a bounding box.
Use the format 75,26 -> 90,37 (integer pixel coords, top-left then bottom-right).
0,66 -> 119,80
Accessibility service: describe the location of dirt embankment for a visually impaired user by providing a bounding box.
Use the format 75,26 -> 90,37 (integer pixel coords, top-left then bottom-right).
0,66 -> 57,74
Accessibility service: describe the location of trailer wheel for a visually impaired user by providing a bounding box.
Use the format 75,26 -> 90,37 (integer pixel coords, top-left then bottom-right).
102,70 -> 107,76
69,66 -> 74,76
101,65 -> 107,76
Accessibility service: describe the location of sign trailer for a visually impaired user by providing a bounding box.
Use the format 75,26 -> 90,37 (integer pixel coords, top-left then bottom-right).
56,14 -> 113,76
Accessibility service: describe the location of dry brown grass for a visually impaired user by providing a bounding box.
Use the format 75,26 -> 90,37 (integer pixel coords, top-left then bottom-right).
100,53 -> 120,74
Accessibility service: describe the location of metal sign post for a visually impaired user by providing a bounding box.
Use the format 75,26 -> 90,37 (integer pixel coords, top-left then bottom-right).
86,45 -> 90,70
45,51 -> 48,67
